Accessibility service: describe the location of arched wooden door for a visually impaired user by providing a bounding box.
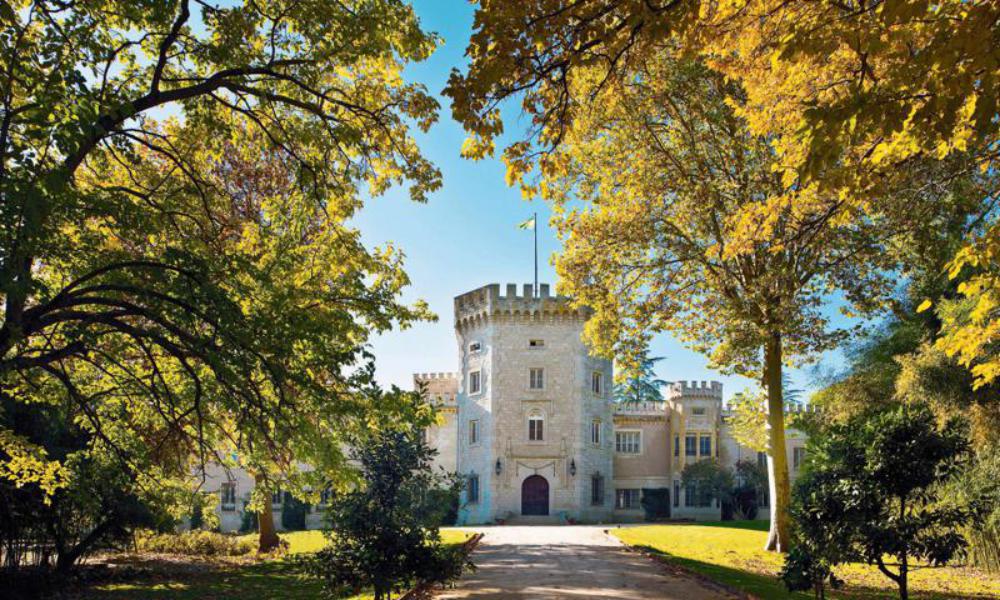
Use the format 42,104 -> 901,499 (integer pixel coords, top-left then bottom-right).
521,475 -> 549,516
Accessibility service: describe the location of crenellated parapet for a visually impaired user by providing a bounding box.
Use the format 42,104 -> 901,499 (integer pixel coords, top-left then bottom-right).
665,380 -> 724,400
454,283 -> 591,330
413,372 -> 459,406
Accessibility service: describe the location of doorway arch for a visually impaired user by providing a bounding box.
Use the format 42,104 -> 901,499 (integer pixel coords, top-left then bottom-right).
521,475 -> 549,516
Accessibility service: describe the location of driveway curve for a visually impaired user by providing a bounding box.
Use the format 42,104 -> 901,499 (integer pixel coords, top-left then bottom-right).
436,525 -> 735,599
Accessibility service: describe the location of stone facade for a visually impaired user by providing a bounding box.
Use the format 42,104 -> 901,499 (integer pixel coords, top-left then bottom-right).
424,283 -> 809,525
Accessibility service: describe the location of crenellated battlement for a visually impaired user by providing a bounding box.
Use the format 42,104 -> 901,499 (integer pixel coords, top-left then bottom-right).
454,283 -> 590,329
666,380 -> 724,399
413,372 -> 459,381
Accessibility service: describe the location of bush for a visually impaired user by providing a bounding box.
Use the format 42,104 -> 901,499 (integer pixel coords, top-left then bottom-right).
136,531 -> 256,557
640,488 -> 670,521
281,493 -> 309,531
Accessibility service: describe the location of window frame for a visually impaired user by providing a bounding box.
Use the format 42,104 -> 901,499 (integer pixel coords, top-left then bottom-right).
591,474 -> 605,506
685,433 -> 697,457
220,481 -> 237,512
691,406 -> 706,416
793,446 -> 806,469
590,419 -> 602,446
591,371 -> 603,395
615,430 -> 642,455
468,369 -> 482,395
467,474 -> 480,504
468,341 -> 482,354
528,412 -> 544,441
528,339 -> 545,349
615,488 -> 641,510
699,434 -> 712,457
468,419 -> 480,446
528,367 -> 545,390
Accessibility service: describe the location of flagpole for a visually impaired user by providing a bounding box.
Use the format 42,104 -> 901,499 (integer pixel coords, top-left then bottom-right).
533,211 -> 538,298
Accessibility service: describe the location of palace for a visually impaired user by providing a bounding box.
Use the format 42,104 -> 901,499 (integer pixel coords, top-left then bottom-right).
204,283 -> 807,530
418,283 -> 807,524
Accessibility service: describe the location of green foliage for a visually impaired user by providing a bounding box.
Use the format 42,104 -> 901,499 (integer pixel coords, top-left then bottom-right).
137,530 -> 257,557
639,487 -> 671,521
0,0 -> 442,522
787,404 -> 975,599
614,356 -> 668,404
732,460 -> 767,521
681,459 -> 734,510
307,414 -> 466,600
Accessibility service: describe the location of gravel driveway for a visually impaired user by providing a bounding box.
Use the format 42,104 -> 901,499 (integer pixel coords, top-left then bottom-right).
436,525 -> 736,599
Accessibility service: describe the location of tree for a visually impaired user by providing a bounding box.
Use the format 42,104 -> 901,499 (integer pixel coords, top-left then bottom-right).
787,404 -> 975,600
614,355 -> 668,404
680,459 -> 733,510
465,49 -> 954,551
0,0 -> 441,549
309,402 -> 466,600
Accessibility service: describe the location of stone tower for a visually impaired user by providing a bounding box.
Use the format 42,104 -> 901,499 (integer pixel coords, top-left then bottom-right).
453,283 -> 613,523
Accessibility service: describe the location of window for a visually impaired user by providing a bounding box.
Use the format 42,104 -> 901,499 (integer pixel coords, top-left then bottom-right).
616,488 -> 641,509
271,490 -> 283,509
220,481 -> 237,511
469,419 -> 479,445
757,451 -> 768,468
529,367 -> 544,390
615,431 -> 641,454
469,341 -> 482,353
793,447 -> 806,469
529,339 -> 545,348
685,434 -> 697,456
591,371 -> 603,395
699,435 -> 712,457
674,434 -> 680,457
469,370 -> 481,394
692,406 -> 706,416
467,474 -> 480,503
673,481 -> 680,507
319,487 -> 333,507
528,412 -> 544,441
591,474 -> 605,505
591,419 -> 601,446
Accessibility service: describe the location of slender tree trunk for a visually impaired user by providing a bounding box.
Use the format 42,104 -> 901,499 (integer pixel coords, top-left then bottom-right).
763,331 -> 791,552
255,476 -> 280,553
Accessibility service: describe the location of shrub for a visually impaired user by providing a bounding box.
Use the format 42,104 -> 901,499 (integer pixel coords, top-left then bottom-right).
136,530 -> 256,557
281,493 -> 309,531
640,488 -> 670,521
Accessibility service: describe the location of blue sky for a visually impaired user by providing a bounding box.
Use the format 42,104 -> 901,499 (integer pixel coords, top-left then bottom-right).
354,0 -> 849,402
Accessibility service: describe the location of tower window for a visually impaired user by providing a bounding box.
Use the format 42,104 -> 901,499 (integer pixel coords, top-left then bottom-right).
467,474 -> 480,503
591,371 -> 603,395
529,367 -> 544,390
529,339 -> 545,348
528,412 -> 544,441
591,474 -> 605,505
469,341 -> 482,353
469,420 -> 479,445
692,407 -> 706,416
591,419 -> 602,445
685,434 -> 697,456
699,435 -> 712,457
469,370 -> 482,394
220,481 -> 237,511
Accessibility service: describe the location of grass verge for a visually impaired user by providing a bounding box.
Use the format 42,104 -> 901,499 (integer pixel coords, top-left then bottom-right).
611,521 -> 1000,599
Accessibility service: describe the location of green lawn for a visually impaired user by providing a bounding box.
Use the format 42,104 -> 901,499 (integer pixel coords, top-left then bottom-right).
611,521 -> 1000,599
81,529 -> 473,600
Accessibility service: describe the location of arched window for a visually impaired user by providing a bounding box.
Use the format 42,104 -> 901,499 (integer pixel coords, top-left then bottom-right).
528,411 -> 544,441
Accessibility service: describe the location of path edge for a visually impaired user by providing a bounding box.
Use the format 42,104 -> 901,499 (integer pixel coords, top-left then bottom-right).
401,532 -> 484,600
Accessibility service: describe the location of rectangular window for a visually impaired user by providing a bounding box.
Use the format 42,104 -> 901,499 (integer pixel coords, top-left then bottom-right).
685,434 -> 697,456
673,481 -> 680,507
469,341 -> 482,353
469,370 -> 481,394
591,371 -> 603,395
616,488 -> 641,509
793,447 -> 806,469
271,490 -> 283,509
699,435 -> 712,457
529,367 -> 544,390
528,416 -> 544,441
692,406 -> 706,416
469,419 -> 479,445
591,420 -> 601,446
220,482 -> 237,511
467,475 -> 480,504
591,475 -> 605,505
529,339 -> 545,348
757,451 -> 768,469
674,435 -> 680,457
615,431 -> 641,454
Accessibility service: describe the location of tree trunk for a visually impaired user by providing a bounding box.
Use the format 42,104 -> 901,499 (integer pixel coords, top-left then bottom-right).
255,476 -> 280,553
763,331 -> 791,552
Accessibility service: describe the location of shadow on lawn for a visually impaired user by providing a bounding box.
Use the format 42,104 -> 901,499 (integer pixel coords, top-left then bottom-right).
631,544 -> 999,600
